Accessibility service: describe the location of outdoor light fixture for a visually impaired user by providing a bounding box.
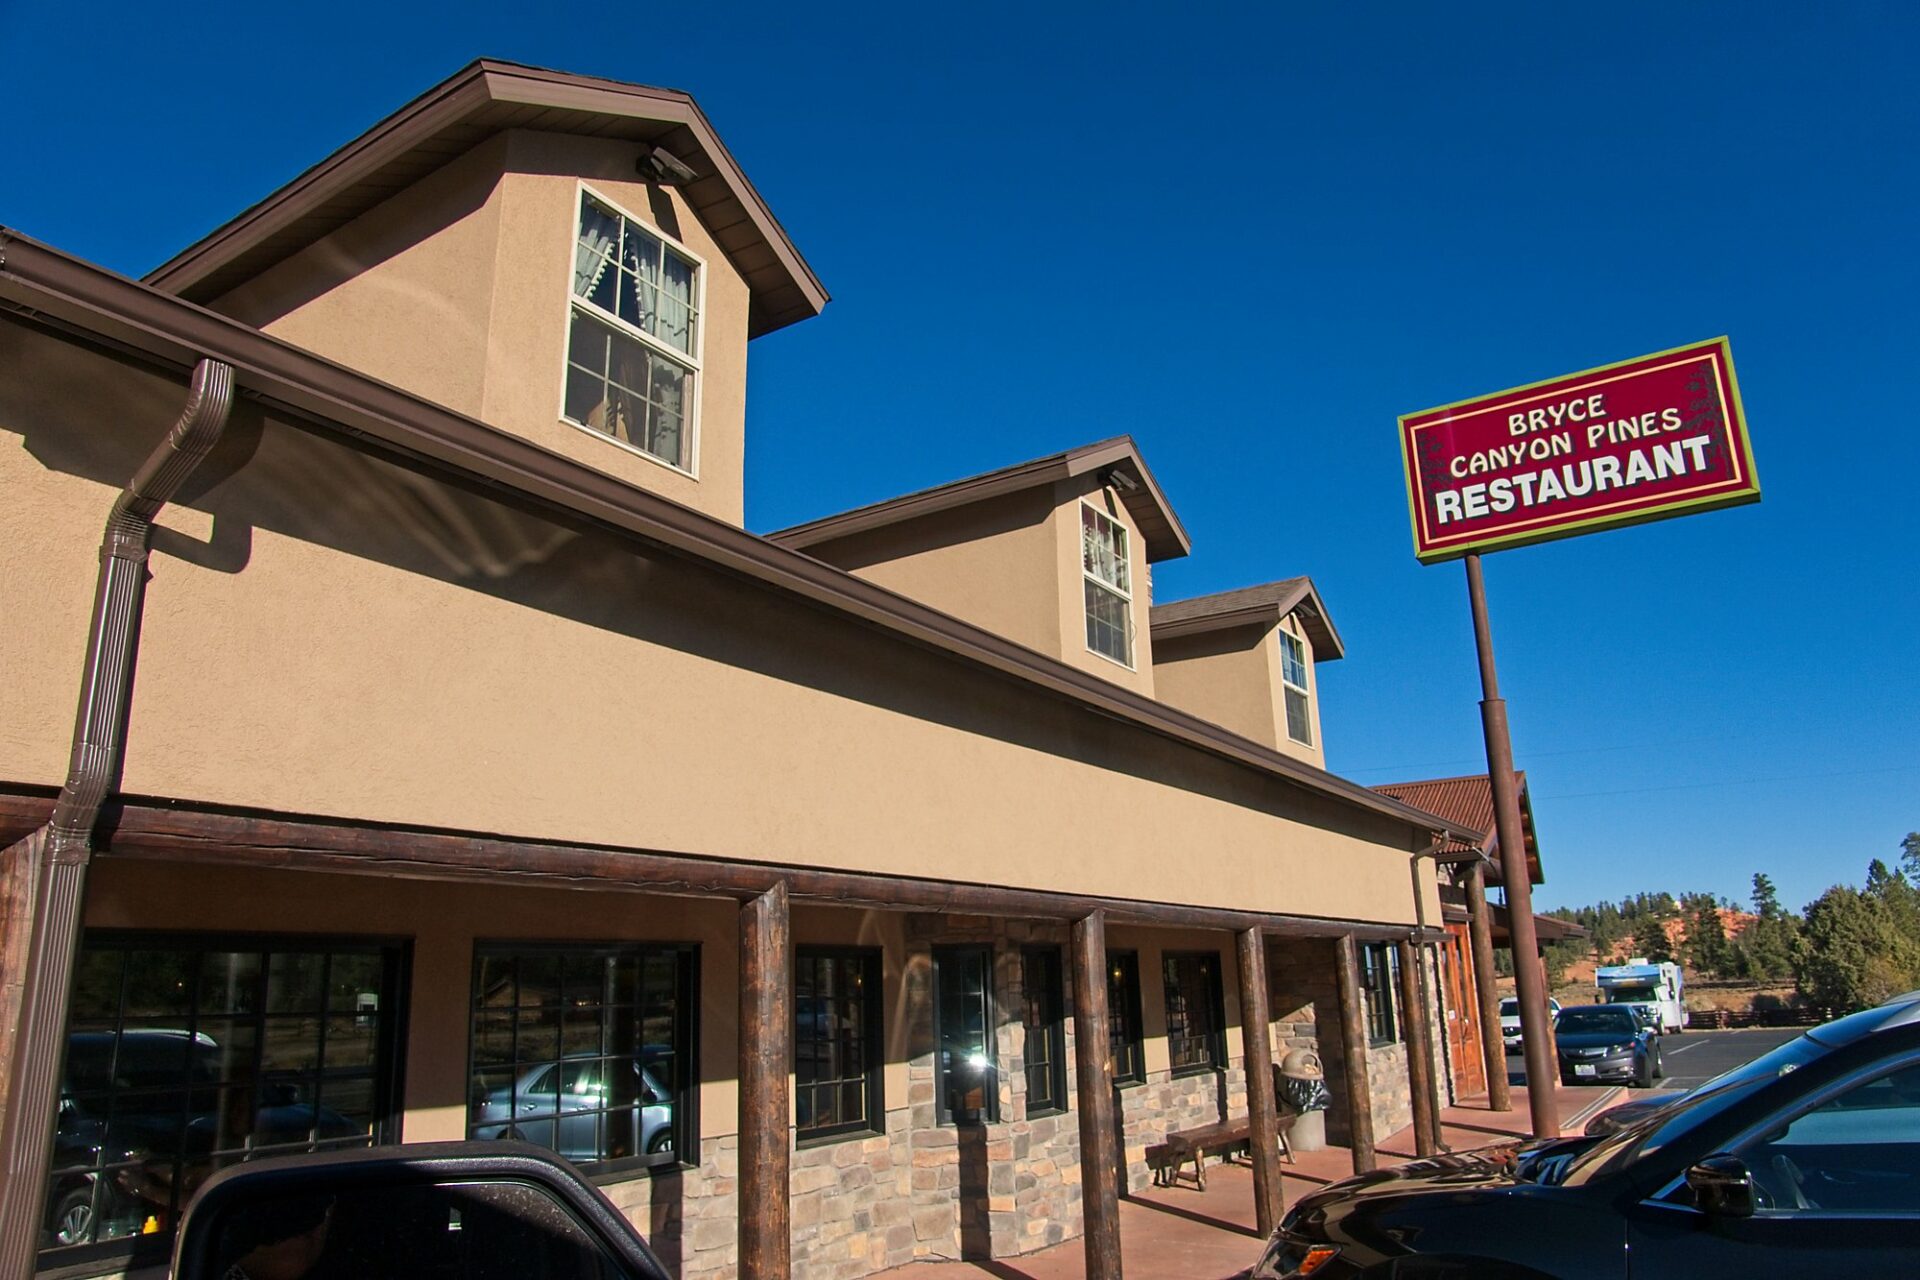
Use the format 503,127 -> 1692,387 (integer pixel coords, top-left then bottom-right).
637,144 -> 697,185
1106,469 -> 1139,493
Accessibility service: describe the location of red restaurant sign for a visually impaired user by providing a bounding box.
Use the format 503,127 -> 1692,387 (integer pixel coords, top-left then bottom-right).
1399,338 -> 1758,563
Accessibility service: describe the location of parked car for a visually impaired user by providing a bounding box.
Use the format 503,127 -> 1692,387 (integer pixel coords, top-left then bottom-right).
470,1056 -> 675,1160
1249,993 -> 1920,1278
47,1031 -> 364,1249
170,1141 -> 671,1280
1555,1003 -> 1664,1088
1498,995 -> 1562,1051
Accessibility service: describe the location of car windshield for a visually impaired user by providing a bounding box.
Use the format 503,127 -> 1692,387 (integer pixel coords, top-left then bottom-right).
1559,1031 -> 1831,1184
1556,1009 -> 1638,1036
1499,999 -> 1518,1016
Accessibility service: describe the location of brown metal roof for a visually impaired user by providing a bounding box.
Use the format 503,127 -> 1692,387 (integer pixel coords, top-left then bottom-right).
768,436 -> 1192,563
1149,578 -> 1346,662
1437,886 -> 1586,943
1371,772 -> 1543,885
143,60 -> 828,338
0,230 -> 1478,854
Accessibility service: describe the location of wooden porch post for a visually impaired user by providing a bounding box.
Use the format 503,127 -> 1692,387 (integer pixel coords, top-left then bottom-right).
739,881 -> 792,1280
1071,911 -> 1123,1280
1333,934 -> 1376,1174
1462,864 -> 1511,1110
1236,927 -> 1284,1233
1397,938 -> 1439,1157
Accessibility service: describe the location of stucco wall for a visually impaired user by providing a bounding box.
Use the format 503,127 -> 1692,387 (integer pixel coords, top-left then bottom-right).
1151,614 -> 1326,770
0,319 -> 1426,926
207,130 -> 753,526
1051,475 -> 1156,698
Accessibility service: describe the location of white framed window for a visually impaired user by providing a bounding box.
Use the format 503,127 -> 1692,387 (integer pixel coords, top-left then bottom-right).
1081,502 -> 1133,667
1280,627 -> 1313,745
562,187 -> 702,473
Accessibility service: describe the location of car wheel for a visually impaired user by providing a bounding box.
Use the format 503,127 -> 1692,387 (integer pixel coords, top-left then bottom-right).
48,1185 -> 95,1248
1652,1047 -> 1665,1079
1634,1053 -> 1654,1089
501,1124 -> 526,1141
647,1130 -> 674,1156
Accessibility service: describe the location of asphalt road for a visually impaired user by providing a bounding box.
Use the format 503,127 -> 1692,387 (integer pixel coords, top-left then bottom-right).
1506,1026 -> 1804,1094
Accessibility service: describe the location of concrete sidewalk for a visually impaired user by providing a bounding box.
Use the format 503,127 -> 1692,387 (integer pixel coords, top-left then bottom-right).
880,1084 -> 1622,1280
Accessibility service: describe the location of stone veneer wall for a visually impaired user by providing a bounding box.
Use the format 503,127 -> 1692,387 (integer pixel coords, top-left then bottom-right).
1267,936 -> 1419,1148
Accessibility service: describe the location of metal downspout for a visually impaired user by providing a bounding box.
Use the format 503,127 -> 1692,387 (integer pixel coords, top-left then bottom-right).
0,359 -> 235,1275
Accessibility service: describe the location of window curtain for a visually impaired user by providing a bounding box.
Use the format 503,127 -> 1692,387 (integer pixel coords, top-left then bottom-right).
574,199 -> 619,299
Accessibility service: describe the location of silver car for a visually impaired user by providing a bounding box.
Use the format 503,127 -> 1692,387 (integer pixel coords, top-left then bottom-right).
472,1057 -> 674,1161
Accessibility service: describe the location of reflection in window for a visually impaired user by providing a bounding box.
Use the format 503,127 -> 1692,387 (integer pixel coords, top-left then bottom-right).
1744,1062 -> 1920,1216
1279,629 -> 1313,745
45,936 -> 400,1263
565,190 -> 700,470
1360,944 -> 1399,1046
467,945 -> 694,1171
936,947 -> 999,1124
1022,948 -> 1066,1116
1081,503 -> 1133,666
1108,951 -> 1146,1086
1163,952 -> 1224,1074
794,949 -> 883,1140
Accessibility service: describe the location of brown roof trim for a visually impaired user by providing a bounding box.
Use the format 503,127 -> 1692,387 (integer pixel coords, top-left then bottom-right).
1372,772 -> 1543,885
143,59 -> 827,338
768,436 -> 1193,563
1150,577 -> 1347,662
0,230 -> 1472,848
0,790 -> 1424,941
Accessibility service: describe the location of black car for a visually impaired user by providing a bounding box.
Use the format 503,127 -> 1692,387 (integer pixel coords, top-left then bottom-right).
1250,994 -> 1920,1279
1555,1003 -> 1664,1088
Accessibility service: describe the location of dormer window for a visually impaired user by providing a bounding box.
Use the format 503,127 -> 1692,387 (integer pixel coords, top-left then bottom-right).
1081,503 -> 1133,667
563,188 -> 702,472
1280,628 -> 1313,745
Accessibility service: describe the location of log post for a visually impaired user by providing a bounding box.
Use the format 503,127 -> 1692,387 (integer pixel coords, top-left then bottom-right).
1236,927 -> 1284,1232
1071,911 -> 1123,1280
739,882 -> 792,1280
1333,935 -> 1376,1174
1397,938 -> 1438,1157
1463,863 -> 1510,1111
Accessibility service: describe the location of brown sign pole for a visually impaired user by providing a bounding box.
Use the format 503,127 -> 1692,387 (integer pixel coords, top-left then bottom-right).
1464,553 -> 1559,1139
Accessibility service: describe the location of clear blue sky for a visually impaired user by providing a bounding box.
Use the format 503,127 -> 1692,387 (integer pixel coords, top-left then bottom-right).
5,2 -> 1914,915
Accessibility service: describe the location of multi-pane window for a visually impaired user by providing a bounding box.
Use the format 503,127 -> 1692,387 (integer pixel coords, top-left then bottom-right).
935,946 -> 998,1124
1360,944 -> 1399,1047
564,189 -> 701,470
1163,952 -> 1225,1075
1107,950 -> 1146,1086
794,948 -> 883,1141
1022,948 -> 1066,1116
468,944 -> 695,1171
1081,503 -> 1133,666
1280,629 -> 1313,745
46,935 -> 402,1263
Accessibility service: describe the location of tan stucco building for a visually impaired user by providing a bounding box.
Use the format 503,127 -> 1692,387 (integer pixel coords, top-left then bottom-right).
0,61 -> 1470,1280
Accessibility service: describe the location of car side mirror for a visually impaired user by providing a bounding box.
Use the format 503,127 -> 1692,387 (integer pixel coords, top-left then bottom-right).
1686,1154 -> 1756,1218
172,1141 -> 671,1280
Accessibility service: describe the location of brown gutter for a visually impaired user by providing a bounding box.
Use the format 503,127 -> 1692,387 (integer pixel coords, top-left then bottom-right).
0,232 -> 1478,850
0,360 -> 235,1275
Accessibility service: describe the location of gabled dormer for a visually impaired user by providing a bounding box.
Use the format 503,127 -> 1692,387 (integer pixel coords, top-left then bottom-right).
769,438 -> 1189,695
1149,579 -> 1344,766
144,60 -> 827,527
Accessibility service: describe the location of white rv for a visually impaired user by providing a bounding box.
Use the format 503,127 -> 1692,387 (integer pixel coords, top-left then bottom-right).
1595,959 -> 1688,1034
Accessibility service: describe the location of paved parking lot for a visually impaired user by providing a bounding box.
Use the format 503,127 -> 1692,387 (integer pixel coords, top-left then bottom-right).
1508,1025 -> 1804,1094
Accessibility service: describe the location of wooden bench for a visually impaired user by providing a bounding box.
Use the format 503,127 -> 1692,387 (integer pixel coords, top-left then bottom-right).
1147,1111 -> 1299,1190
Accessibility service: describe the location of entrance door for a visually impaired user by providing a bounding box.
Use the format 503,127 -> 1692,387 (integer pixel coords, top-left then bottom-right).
1441,925 -> 1487,1098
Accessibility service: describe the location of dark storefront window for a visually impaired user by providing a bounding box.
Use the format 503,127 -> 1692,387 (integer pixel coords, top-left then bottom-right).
44,934 -> 404,1267
794,948 -> 883,1141
935,946 -> 998,1124
1360,943 -> 1399,1046
468,943 -> 695,1172
1022,948 -> 1066,1116
1163,951 -> 1225,1075
1108,950 -> 1146,1085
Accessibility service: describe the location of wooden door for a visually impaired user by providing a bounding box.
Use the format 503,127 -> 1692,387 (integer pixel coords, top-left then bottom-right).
1441,925 -> 1486,1098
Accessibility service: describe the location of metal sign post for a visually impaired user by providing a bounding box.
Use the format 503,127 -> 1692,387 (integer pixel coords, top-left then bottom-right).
1464,553 -> 1558,1138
